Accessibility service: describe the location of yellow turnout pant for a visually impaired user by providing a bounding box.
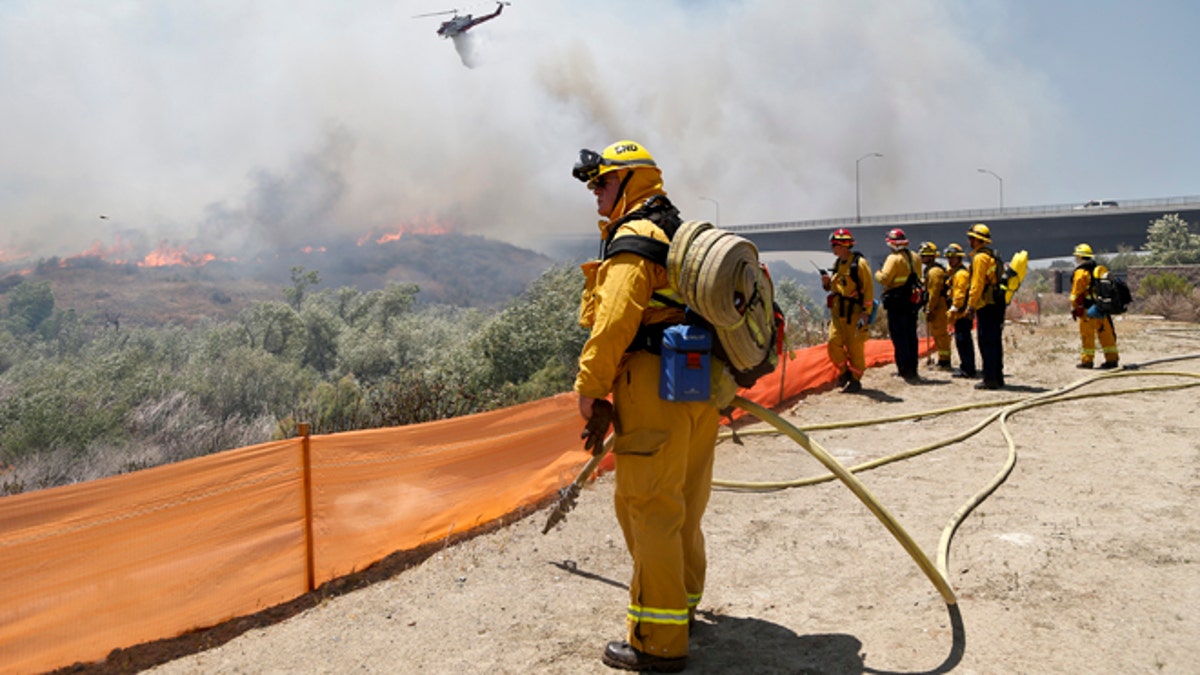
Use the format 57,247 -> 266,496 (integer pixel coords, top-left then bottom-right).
927,307 -> 951,364
612,351 -> 720,659
1078,314 -> 1118,365
827,312 -> 868,381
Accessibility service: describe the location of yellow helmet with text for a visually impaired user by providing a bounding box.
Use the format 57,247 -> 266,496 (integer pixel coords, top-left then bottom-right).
966,223 -> 992,244
572,140 -> 659,190
1073,243 -> 1094,258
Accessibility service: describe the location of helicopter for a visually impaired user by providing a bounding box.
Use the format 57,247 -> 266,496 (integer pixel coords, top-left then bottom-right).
415,2 -> 510,39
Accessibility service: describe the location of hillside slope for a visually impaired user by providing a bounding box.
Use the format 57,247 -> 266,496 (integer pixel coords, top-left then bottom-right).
1,233 -> 559,327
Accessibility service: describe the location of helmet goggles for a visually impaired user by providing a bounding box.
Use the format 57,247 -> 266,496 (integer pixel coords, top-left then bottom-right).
573,149 -> 605,189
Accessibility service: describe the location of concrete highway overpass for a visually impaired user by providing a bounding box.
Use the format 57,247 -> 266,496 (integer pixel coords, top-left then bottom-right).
727,196 -> 1200,263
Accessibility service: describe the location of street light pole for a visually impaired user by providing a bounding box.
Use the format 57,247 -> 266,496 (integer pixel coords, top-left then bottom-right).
855,152 -> 883,223
700,196 -> 720,227
978,168 -> 1003,210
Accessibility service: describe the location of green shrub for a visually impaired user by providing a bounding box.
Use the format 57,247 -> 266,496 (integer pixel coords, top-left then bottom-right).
1136,272 -> 1194,298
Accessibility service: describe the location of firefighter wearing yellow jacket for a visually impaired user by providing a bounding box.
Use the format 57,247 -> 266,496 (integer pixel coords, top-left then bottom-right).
876,228 -> 922,382
571,140 -> 718,673
919,241 -> 952,370
944,243 -> 977,378
1069,243 -> 1119,369
966,224 -> 1005,389
821,228 -> 874,393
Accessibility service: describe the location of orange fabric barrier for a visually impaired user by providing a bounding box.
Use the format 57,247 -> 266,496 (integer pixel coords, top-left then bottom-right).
1007,299 -> 1041,323
0,398 -> 586,674
735,338 -> 928,415
306,395 -> 585,584
0,439 -> 306,674
0,338 -> 926,673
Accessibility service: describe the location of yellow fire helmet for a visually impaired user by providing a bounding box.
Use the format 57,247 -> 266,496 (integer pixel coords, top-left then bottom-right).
572,140 -> 659,190
944,243 -> 966,258
918,241 -> 939,257
966,223 -> 992,244
1074,243 -> 1094,258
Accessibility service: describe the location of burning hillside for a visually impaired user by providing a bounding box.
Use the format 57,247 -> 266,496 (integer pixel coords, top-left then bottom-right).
1,226 -> 557,327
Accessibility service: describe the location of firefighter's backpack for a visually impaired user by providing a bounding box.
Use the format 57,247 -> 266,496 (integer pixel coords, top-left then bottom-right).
1092,273 -> 1132,316
992,250 -> 1029,306
601,203 -> 784,390
667,220 -> 785,388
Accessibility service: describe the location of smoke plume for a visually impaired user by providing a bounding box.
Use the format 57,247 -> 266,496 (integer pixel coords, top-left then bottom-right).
1,1 -> 1061,264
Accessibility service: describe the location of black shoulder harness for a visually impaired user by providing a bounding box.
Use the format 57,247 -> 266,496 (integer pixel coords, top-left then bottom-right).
600,195 -> 682,265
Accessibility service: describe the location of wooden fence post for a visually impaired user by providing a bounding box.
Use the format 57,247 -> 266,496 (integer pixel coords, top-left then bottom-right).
299,422 -> 315,592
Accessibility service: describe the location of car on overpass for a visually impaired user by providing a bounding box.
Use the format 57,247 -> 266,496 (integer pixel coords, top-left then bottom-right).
1074,199 -> 1119,209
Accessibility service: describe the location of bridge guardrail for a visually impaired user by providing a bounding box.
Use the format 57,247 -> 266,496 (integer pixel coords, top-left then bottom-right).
727,195 -> 1200,233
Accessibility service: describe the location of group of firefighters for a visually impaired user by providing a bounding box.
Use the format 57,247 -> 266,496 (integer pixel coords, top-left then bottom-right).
822,224 -> 1120,393
567,140 -> 1122,671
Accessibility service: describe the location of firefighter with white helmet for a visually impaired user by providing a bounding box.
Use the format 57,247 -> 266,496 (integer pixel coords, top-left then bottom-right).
875,227 -> 922,382
821,228 -> 874,393
966,224 -> 1005,389
918,241 -> 952,370
571,140 -> 718,672
1070,243 -> 1119,369
943,243 -> 977,378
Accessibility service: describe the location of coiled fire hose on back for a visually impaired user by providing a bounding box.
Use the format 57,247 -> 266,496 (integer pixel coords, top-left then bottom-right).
668,220 -> 775,373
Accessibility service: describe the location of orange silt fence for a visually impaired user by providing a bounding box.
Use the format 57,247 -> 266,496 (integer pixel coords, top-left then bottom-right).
0,339 -> 919,673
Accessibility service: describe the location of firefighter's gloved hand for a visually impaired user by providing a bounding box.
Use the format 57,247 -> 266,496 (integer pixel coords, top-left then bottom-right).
1071,306 -> 1084,320
581,399 -> 614,456
856,316 -> 867,331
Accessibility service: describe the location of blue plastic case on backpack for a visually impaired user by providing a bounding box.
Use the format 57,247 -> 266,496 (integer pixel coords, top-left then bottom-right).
660,324 -> 712,402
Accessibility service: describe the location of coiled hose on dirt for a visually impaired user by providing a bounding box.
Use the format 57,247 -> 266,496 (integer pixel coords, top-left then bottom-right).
722,353 -> 1200,607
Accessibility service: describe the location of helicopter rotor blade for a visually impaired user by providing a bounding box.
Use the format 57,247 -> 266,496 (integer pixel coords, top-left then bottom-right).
412,9 -> 459,18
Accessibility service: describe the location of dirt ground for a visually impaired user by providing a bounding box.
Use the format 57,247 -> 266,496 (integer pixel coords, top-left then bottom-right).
131,315 -> 1199,674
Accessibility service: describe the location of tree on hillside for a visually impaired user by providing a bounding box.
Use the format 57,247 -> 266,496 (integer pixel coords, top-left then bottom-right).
469,263 -> 587,395
1145,213 -> 1200,264
5,281 -> 55,333
239,301 -> 304,357
284,266 -> 321,311
376,282 -> 420,327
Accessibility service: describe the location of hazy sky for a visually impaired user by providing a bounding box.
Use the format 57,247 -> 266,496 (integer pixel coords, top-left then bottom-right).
1,0 -> 1196,263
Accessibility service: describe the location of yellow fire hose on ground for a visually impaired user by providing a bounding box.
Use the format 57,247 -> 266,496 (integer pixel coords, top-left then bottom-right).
713,356 -> 1200,590
542,351 -> 1200,664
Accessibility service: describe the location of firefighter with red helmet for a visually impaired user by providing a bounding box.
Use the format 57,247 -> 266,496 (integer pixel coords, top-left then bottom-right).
1070,243 -> 1119,369
875,227 -> 922,382
821,228 -> 874,393
571,140 -> 718,672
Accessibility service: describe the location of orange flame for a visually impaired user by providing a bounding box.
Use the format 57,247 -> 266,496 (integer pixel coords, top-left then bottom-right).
300,245 -> 327,254
63,236 -> 135,266
137,241 -> 218,268
356,219 -> 452,246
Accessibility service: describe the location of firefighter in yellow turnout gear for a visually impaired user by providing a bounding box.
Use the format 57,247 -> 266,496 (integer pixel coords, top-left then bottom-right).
571,140 -> 718,672
966,224 -> 1005,389
944,243 -> 977,378
919,241 -> 952,370
1069,243 -> 1119,369
821,228 -> 874,393
876,228 -> 922,381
